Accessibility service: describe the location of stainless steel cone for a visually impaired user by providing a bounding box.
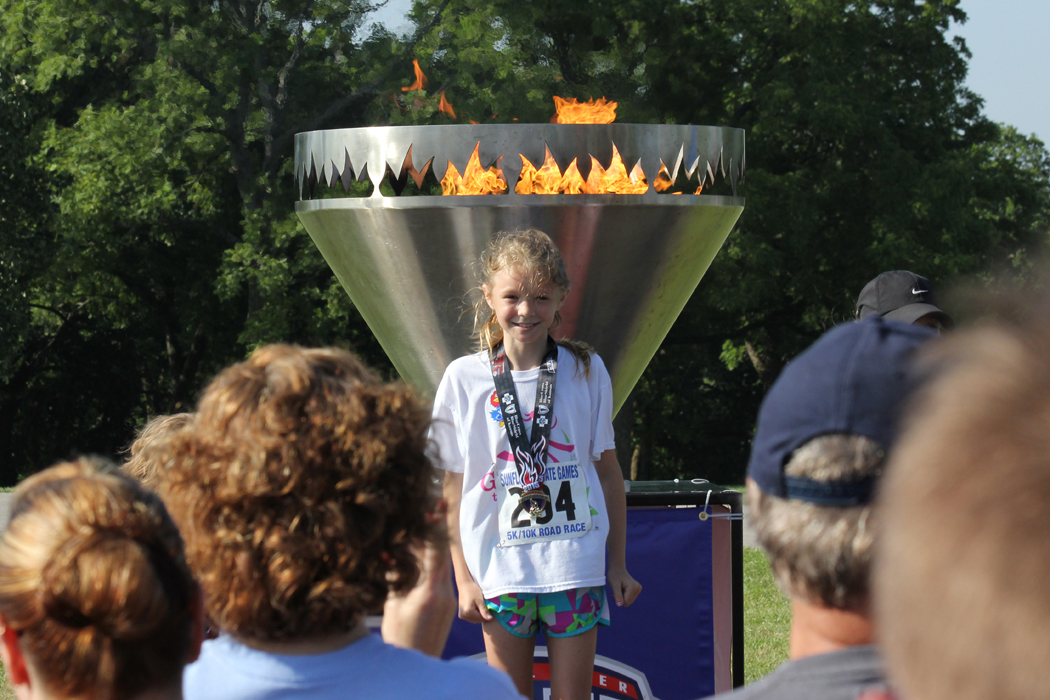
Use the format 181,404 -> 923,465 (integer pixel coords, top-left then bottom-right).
295,124 -> 745,413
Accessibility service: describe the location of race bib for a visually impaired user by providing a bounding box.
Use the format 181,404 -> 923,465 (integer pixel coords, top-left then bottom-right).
497,463 -> 592,547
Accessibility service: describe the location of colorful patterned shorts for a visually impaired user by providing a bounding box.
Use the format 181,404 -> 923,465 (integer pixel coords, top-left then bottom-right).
485,586 -> 611,638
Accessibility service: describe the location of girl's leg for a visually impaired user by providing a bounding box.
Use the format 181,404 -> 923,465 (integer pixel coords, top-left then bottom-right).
482,618 -> 537,698
546,626 -> 598,700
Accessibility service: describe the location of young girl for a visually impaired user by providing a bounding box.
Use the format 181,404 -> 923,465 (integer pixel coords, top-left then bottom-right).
432,229 -> 642,700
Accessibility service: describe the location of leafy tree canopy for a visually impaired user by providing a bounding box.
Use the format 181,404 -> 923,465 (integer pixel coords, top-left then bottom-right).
0,0 -> 1047,483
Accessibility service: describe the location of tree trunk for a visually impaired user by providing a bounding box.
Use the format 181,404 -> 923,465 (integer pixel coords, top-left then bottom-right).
746,339 -> 784,391
630,444 -> 645,481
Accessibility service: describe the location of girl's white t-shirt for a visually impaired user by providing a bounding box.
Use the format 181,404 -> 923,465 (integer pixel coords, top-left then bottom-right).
430,347 -> 616,598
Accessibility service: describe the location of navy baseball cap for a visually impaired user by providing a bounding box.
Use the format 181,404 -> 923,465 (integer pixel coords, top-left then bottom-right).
747,316 -> 936,505
856,270 -> 953,328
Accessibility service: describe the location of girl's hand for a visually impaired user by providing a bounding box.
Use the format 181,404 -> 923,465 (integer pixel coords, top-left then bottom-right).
608,566 -> 642,607
456,579 -> 494,623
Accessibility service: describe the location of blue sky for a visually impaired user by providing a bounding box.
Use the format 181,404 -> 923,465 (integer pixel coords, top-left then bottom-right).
951,0 -> 1050,143
369,0 -> 1049,144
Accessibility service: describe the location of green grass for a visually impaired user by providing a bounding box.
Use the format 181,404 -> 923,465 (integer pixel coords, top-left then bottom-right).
743,547 -> 791,684
0,662 -> 10,700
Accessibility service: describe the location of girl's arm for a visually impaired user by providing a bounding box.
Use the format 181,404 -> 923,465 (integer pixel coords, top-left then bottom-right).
442,470 -> 493,623
594,449 -> 642,607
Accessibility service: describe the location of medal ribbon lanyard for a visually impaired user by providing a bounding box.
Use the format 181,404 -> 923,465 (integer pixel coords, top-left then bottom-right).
490,337 -> 558,517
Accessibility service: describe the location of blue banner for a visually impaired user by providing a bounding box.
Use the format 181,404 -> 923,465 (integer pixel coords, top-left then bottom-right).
444,507 -> 716,700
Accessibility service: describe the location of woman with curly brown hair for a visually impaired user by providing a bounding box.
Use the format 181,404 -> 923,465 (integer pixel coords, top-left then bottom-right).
158,345 -> 521,700
122,411 -> 194,490
0,458 -> 202,700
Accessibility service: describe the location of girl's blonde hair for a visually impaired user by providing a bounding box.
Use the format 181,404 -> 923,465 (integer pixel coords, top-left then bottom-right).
0,458 -> 195,700
473,229 -> 591,373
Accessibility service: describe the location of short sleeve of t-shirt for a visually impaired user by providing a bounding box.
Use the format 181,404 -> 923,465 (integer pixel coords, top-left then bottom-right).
588,354 -> 616,462
430,368 -> 465,473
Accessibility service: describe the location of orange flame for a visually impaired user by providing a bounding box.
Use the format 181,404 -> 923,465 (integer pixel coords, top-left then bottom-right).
551,96 -> 617,124
585,147 -> 648,194
402,59 -> 428,92
441,143 -> 507,195
515,147 -> 565,194
654,164 -> 673,193
431,93 -> 692,196
513,145 -> 648,194
656,163 -> 706,194
438,92 -> 457,119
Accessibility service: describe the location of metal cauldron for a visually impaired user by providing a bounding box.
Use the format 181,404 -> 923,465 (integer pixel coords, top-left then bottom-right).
294,123 -> 745,411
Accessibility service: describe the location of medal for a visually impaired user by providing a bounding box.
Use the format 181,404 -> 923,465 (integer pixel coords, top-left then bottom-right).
520,489 -> 550,517
490,338 -> 558,521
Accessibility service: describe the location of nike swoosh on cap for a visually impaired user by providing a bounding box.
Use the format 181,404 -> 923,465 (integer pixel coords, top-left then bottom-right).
911,288 -> 929,295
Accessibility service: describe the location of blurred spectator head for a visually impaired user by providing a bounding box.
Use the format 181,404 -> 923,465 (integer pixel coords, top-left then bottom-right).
122,412 -> 193,490
747,317 -> 934,610
158,345 -> 436,643
0,458 -> 198,700
856,270 -> 953,332
876,304 -> 1050,700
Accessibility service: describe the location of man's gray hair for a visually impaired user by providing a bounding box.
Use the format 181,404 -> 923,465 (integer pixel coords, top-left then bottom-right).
749,433 -> 884,611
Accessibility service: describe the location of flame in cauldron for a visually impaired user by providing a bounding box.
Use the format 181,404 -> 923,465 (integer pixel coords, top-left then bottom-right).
513,146 -> 648,195
550,96 -> 617,124
392,70 -> 672,196
438,92 -> 456,119
441,143 -> 507,195
402,60 -> 428,92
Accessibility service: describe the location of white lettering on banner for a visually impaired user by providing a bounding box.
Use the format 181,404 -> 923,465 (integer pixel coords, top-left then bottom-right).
497,462 -> 591,546
526,647 -> 656,700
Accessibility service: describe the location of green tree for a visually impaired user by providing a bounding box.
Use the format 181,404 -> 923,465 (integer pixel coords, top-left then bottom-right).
0,0 -> 453,479
0,72 -> 47,387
